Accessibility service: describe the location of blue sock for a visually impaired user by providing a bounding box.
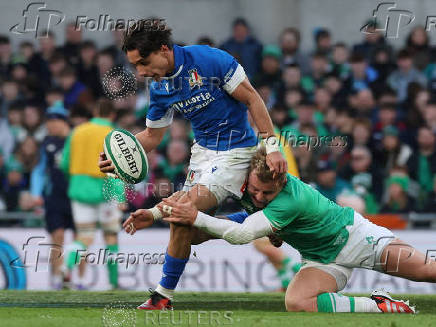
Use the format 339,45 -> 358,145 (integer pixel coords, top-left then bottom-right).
159,252 -> 189,290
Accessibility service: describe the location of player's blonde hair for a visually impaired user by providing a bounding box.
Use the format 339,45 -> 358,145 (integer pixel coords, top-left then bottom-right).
250,147 -> 287,186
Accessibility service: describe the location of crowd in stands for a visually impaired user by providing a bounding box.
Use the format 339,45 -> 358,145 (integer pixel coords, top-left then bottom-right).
0,17 -> 436,226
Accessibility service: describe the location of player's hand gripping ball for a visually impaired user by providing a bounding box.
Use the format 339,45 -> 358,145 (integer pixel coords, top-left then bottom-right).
103,128 -> 148,184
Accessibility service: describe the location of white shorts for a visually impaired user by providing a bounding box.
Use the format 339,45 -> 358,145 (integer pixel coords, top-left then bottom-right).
300,211 -> 395,291
183,143 -> 257,204
71,201 -> 122,233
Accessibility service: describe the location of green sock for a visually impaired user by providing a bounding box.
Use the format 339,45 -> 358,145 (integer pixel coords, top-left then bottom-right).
317,293 -> 380,313
107,244 -> 119,288
65,240 -> 86,270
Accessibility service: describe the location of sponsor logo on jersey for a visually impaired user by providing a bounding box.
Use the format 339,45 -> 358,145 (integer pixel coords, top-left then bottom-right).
169,92 -> 216,114
188,69 -> 203,89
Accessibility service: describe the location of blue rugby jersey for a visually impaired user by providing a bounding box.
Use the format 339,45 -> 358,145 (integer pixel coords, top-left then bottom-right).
146,45 -> 258,151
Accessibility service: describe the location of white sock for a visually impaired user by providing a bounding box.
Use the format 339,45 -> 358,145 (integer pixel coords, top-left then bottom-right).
156,284 -> 174,300
354,297 -> 381,313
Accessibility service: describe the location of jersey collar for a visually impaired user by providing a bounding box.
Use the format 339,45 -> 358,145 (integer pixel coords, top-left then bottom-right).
166,45 -> 184,79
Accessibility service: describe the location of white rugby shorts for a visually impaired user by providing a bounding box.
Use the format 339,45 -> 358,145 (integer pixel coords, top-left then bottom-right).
183,143 -> 257,204
300,211 -> 395,291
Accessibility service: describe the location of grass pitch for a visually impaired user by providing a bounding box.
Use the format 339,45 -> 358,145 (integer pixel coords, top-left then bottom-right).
0,291 -> 435,327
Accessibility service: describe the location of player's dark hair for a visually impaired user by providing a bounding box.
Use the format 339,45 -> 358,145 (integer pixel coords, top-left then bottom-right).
122,18 -> 173,58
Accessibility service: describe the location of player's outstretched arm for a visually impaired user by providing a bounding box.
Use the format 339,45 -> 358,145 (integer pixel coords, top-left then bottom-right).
162,197 -> 274,244
230,79 -> 288,174
135,126 -> 168,153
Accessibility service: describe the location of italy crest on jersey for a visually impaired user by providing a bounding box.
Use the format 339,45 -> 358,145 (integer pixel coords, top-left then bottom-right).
188,69 -> 203,89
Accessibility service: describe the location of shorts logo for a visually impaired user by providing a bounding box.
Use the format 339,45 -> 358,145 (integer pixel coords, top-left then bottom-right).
188,69 -> 203,89
366,236 -> 375,245
211,166 -> 217,173
187,169 -> 195,183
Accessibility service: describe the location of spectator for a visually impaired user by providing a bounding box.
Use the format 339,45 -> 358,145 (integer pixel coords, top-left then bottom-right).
253,45 -> 282,104
340,145 -> 383,200
77,40 -> 102,98
59,66 -> 90,109
278,27 -> 309,73
349,88 -> 376,119
406,26 -> 431,71
283,100 -> 329,138
313,87 -> 332,116
220,17 -> 262,79
23,104 -> 46,142
313,28 -> 332,56
406,126 -> 436,211
7,101 -> 26,144
353,20 -> 393,63
48,52 -> 67,88
61,22 -> 82,67
424,101 -> 436,133
373,125 -> 412,177
38,30 -> 58,62
343,53 -> 378,94
351,118 -> 373,148
371,46 -> 396,88
387,49 -> 426,102
0,35 -> 12,80
270,104 -> 291,130
331,43 -> 350,80
315,159 -> 352,202
405,86 -> 429,131
3,155 -> 26,211
158,139 -> 189,189
106,28 -> 129,67
380,169 -> 413,213
18,41 -> 50,90
350,172 -> 379,214
301,52 -> 329,97
1,79 -> 21,117
45,87 -> 65,107
277,64 -> 305,103
291,143 -> 318,183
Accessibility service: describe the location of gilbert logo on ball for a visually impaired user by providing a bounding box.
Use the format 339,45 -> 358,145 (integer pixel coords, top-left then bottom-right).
104,128 -> 148,184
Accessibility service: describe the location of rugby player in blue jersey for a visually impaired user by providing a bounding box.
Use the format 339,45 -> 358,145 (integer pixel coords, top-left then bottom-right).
99,19 -> 287,309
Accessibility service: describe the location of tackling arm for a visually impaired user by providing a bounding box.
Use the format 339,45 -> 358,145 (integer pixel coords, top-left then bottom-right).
193,210 -> 273,245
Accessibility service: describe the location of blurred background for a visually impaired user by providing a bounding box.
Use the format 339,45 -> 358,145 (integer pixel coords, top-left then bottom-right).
0,0 -> 435,292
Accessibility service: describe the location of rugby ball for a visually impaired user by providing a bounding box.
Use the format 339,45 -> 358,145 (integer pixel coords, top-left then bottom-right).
103,128 -> 148,184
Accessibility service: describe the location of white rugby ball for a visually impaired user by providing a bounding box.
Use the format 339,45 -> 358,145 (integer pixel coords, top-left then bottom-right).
103,128 -> 148,184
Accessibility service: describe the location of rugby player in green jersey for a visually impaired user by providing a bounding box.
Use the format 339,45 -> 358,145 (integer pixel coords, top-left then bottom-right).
149,147 -> 436,313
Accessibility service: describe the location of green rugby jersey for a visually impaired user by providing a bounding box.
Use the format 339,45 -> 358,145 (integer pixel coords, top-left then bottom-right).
240,174 -> 355,263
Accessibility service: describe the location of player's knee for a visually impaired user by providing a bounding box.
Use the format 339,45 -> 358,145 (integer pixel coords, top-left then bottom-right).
285,297 -> 307,312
